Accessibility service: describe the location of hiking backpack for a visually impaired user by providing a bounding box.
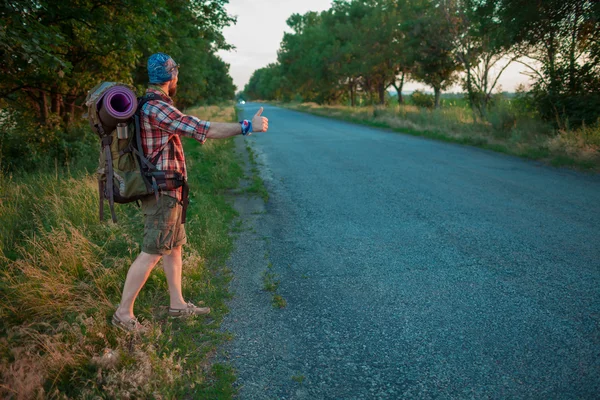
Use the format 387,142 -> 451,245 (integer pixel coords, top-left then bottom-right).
85,82 -> 188,223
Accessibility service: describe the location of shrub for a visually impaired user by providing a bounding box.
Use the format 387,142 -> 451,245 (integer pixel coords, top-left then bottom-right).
410,90 -> 435,109
488,102 -> 518,137
0,110 -> 97,174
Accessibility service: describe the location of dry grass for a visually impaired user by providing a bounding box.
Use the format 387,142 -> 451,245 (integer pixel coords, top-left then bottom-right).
187,103 -> 237,123
287,102 -> 600,170
0,103 -> 242,399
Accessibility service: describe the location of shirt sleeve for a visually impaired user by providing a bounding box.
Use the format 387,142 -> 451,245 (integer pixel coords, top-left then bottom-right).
147,101 -> 210,144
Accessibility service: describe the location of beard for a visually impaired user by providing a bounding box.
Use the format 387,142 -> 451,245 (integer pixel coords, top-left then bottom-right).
168,84 -> 177,98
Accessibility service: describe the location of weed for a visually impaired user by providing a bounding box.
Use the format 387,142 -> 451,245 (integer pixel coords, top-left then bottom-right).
262,269 -> 279,293
291,374 -> 305,384
0,103 -> 242,398
261,262 -> 286,309
272,295 -> 287,309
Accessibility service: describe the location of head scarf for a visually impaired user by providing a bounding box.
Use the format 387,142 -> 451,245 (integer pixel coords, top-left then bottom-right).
147,53 -> 179,84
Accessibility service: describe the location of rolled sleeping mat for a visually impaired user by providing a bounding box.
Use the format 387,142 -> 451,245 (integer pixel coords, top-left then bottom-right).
97,85 -> 138,132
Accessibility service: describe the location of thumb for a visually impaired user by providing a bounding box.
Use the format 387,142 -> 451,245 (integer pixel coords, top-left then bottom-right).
254,107 -> 263,117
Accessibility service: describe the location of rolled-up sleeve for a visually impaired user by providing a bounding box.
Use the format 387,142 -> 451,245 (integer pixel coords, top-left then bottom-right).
151,102 -> 210,144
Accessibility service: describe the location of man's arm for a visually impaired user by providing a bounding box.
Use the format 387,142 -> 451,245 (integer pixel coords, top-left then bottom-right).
206,107 -> 269,139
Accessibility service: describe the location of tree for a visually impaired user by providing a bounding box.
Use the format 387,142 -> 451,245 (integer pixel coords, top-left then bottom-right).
0,0 -> 236,127
406,0 -> 462,108
496,0 -> 600,125
452,0 -> 515,117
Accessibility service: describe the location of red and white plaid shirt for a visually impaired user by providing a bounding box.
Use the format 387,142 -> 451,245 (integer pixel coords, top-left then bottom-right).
140,88 -> 210,200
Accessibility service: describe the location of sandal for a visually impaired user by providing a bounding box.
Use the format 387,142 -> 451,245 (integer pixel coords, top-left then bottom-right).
169,302 -> 211,318
112,313 -> 146,333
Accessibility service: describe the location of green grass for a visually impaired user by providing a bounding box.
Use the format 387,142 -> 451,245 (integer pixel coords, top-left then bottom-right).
244,142 -> 269,201
272,294 -> 287,309
0,103 -> 244,399
261,260 -> 286,309
291,374 -> 305,384
262,267 -> 280,292
282,102 -> 600,172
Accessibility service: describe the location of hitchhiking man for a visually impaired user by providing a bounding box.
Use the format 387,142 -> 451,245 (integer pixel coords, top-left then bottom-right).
112,53 -> 269,331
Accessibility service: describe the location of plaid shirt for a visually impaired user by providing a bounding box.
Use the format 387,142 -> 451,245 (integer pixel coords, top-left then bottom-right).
140,88 -> 210,200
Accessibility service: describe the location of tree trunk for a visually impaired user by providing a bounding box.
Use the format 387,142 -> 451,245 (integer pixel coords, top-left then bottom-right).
398,71 -> 405,104
392,71 -> 406,105
378,82 -> 385,105
465,62 -> 476,109
63,96 -> 76,125
546,30 -> 557,97
25,90 -> 42,123
568,2 -> 582,94
349,81 -> 355,107
51,86 -> 61,115
40,90 -> 49,125
434,86 -> 441,108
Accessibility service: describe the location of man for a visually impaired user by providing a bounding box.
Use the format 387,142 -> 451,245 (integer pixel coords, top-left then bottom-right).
112,53 -> 268,332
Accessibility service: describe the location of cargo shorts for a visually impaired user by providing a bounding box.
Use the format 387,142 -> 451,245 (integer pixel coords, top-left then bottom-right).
141,194 -> 186,255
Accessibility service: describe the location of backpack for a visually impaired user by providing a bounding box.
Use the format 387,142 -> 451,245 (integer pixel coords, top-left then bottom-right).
85,82 -> 188,223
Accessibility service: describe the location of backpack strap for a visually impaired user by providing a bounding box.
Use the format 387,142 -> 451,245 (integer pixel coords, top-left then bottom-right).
101,135 -> 118,223
135,93 -> 177,167
181,179 -> 189,224
133,93 -> 178,190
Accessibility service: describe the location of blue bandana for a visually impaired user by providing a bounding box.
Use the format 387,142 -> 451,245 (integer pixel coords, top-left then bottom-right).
147,53 -> 178,84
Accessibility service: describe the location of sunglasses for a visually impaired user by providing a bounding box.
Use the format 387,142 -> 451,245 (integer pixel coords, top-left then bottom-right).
167,63 -> 180,74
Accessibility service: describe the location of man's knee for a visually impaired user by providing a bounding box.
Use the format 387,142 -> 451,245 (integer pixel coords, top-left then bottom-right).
163,245 -> 182,260
138,251 -> 163,265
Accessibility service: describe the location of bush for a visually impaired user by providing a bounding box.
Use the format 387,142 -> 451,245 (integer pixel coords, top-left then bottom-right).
292,93 -> 304,104
535,92 -> 600,129
488,102 -> 517,137
0,110 -> 97,174
410,90 -> 435,109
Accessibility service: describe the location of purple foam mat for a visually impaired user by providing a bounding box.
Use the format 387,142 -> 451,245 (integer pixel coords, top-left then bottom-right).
101,86 -> 137,119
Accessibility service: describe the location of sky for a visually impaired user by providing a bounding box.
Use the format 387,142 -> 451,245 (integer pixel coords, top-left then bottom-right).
217,0 -> 533,94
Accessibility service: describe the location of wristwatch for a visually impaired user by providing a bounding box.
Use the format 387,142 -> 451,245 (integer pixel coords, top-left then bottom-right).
240,119 -> 252,136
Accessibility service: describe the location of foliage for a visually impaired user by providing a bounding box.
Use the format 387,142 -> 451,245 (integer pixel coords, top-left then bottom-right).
410,90 -> 435,109
495,0 -> 600,127
244,0 -> 414,106
405,0 -> 462,108
245,0 -> 600,127
0,0 -> 237,172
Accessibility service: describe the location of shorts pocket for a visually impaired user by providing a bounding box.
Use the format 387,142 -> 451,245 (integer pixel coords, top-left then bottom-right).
143,227 -> 175,255
141,197 -> 161,217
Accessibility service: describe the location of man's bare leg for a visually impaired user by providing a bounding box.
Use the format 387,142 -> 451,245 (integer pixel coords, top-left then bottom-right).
115,252 -> 162,321
162,245 -> 187,309
163,246 -> 210,315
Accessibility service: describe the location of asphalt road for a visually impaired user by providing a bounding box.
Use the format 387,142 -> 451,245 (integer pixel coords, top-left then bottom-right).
222,103 -> 600,399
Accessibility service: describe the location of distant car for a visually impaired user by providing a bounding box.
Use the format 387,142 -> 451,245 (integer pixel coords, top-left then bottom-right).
239,100 -> 246,105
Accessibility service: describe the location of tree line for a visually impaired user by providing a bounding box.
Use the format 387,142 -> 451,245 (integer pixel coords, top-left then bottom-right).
0,0 -> 236,128
243,0 -> 600,127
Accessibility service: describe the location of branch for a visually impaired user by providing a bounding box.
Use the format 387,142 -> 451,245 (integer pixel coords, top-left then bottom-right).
0,85 -> 26,98
514,58 -> 546,85
487,56 -> 519,96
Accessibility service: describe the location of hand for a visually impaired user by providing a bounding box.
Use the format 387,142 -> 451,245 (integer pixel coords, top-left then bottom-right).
251,107 -> 269,133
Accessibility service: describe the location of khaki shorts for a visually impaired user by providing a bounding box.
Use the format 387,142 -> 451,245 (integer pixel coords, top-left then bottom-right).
141,195 -> 186,255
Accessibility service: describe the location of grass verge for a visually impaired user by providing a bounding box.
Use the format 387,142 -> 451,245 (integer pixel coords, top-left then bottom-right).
281,102 -> 600,172
244,142 -> 269,202
0,103 -> 243,399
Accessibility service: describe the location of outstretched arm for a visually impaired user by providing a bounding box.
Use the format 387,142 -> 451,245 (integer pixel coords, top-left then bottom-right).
206,107 -> 269,139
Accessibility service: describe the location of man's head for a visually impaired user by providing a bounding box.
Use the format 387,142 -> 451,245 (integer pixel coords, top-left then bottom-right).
147,53 -> 179,97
